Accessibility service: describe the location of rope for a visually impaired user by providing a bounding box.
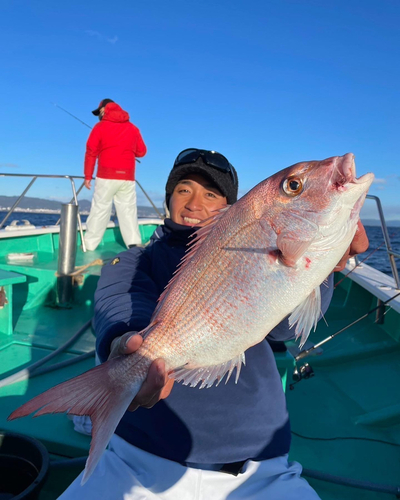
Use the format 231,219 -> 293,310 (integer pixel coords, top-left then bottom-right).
55,258 -> 104,277
69,258 -> 104,276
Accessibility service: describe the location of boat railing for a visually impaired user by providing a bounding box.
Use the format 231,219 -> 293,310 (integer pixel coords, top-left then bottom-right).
0,172 -> 165,254
363,195 -> 400,289
0,173 -> 88,251
1,175 -> 398,286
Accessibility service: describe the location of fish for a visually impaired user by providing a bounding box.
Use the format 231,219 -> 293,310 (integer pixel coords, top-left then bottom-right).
8,153 -> 374,484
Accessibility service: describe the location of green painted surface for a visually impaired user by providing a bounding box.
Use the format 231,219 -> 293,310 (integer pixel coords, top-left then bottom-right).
0,345 -> 93,456
286,275 -> 400,499
0,269 -> 27,285
0,270 -> 27,336
0,225 -> 399,499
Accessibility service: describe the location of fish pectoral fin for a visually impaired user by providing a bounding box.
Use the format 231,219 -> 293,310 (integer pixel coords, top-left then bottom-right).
273,210 -> 319,266
170,352 -> 246,389
276,233 -> 313,266
288,285 -> 321,348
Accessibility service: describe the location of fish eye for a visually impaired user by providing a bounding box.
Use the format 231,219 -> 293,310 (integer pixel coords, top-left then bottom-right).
282,176 -> 303,196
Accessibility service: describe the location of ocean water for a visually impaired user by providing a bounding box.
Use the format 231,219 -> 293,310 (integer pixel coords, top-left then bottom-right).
0,211 -> 88,226
357,225 -> 400,279
1,211 -> 399,278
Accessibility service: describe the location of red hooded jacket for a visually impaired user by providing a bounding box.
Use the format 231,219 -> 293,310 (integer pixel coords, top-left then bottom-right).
84,103 -> 147,181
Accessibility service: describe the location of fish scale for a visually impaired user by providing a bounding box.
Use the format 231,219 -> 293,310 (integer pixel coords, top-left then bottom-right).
8,153 -> 374,484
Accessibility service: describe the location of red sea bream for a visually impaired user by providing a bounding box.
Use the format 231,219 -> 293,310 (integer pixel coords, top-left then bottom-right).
9,153 -> 374,483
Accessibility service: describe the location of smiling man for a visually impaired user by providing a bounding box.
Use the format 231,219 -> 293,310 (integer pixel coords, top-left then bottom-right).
59,149 -> 367,500
165,148 -> 239,226
168,173 -> 226,226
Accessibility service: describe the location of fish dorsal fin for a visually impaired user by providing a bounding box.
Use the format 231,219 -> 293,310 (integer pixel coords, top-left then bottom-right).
151,208 -> 229,320
288,285 -> 321,348
170,352 -> 246,389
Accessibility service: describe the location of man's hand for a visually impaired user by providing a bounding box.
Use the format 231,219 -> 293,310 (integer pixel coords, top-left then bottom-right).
334,220 -> 369,272
108,332 -> 174,412
84,179 -> 92,190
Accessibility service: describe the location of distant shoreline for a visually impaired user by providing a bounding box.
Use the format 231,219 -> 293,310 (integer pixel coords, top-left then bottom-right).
1,209 -> 399,227
0,207 -> 90,215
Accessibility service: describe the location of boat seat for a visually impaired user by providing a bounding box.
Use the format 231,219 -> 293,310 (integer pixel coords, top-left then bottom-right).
0,269 -> 27,336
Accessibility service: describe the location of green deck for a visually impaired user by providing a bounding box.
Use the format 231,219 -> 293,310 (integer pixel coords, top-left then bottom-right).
0,223 -> 159,497
0,223 -> 399,499
287,281 -> 400,499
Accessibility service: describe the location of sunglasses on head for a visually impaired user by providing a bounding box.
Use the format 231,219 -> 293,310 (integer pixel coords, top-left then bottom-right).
173,148 -> 238,187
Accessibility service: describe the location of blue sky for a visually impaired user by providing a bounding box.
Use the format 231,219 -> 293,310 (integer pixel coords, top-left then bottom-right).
1,0 -> 399,220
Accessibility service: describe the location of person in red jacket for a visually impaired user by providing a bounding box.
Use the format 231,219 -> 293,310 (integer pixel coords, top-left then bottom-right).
84,99 -> 147,251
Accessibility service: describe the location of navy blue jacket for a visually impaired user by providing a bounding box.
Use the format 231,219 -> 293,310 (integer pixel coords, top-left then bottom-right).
94,218 -> 334,465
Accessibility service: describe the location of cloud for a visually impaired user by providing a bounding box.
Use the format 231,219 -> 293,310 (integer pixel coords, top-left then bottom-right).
85,30 -> 118,44
360,203 -> 400,221
371,176 -> 400,189
0,163 -> 19,168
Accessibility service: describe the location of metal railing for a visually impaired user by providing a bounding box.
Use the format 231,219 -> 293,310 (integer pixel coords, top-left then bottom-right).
0,173 -> 87,252
0,173 -> 165,253
1,176 -> 398,286
365,195 -> 400,289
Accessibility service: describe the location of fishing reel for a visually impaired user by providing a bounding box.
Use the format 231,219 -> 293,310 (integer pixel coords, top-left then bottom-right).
289,362 -> 315,390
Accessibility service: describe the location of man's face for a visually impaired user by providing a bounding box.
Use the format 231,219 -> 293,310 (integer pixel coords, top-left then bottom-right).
169,173 -> 227,227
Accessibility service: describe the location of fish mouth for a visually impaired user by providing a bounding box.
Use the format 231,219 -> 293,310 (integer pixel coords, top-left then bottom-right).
332,153 -> 374,190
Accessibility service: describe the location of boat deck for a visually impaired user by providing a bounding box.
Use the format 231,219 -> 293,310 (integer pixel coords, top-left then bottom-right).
0,227 -> 399,499
287,262 -> 400,499
0,222 -> 160,495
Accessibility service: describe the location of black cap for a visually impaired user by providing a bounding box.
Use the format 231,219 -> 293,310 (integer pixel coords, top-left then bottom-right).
92,99 -> 114,116
165,158 -> 238,208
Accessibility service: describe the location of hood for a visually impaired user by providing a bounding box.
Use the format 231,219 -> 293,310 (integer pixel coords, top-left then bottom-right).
102,102 -> 130,123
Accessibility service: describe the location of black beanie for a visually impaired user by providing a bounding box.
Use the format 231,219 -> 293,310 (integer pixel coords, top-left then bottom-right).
165,158 -> 239,208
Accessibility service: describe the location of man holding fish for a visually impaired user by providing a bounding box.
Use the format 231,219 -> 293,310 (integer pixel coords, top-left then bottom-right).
51,148 -> 369,499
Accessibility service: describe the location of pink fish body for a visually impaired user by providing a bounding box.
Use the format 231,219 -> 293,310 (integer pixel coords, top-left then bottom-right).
9,153 -> 374,483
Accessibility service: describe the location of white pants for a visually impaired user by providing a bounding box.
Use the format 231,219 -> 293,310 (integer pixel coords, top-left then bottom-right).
58,434 -> 320,500
84,178 -> 142,251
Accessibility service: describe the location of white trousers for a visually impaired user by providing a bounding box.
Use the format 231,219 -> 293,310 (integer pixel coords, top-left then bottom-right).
84,178 -> 142,251
58,434 -> 320,500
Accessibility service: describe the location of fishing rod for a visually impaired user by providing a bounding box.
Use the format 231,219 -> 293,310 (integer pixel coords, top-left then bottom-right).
296,291 -> 400,362
51,103 -> 92,129
52,102 -> 164,219
289,290 -> 400,389
298,230 -> 400,358
51,102 -> 140,161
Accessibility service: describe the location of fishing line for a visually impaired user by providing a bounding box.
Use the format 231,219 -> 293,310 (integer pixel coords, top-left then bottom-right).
295,290 -> 400,362
309,231 -> 399,361
51,102 -> 141,164
51,102 -> 92,129
51,102 -> 166,218
334,231 -> 397,288
334,240 -> 386,288
291,430 -> 400,448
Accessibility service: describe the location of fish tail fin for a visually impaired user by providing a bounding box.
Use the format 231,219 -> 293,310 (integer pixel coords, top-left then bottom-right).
8,359 -> 144,484
81,388 -> 134,484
